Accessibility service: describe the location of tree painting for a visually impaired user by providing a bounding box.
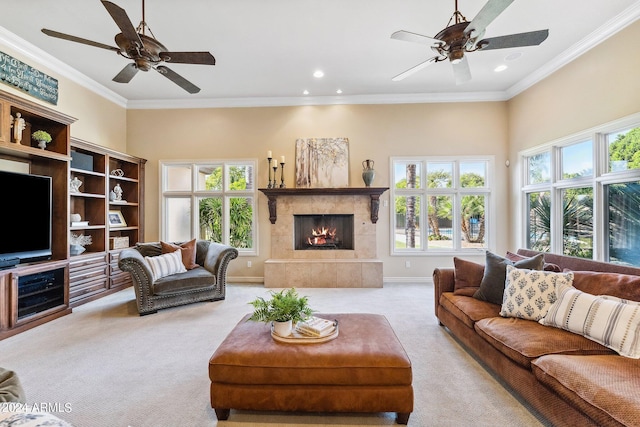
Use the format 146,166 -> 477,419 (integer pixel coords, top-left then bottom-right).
295,138 -> 349,188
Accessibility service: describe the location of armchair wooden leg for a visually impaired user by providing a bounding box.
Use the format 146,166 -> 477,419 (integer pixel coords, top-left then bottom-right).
396,412 -> 410,424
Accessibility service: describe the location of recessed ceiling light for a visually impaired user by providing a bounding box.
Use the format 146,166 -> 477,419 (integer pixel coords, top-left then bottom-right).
303,90 -> 309,95
505,52 -> 522,61
313,70 -> 324,78
494,65 -> 508,72
336,89 -> 343,94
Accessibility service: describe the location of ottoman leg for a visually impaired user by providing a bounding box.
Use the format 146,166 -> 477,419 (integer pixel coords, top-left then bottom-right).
396,412 -> 410,425
214,408 -> 230,420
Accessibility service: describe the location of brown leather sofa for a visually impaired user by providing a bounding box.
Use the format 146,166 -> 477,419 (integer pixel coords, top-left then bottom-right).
433,249 -> 640,427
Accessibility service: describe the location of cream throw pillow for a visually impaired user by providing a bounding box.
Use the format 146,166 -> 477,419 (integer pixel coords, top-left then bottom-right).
145,249 -> 187,281
500,266 -> 573,321
540,281 -> 640,359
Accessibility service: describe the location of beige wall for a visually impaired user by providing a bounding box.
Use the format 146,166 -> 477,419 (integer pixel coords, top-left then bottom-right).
507,20 -> 640,249
127,102 -> 509,280
0,43 -> 127,151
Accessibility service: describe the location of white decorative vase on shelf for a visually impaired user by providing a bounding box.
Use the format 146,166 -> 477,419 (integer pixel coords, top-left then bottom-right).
272,320 -> 293,337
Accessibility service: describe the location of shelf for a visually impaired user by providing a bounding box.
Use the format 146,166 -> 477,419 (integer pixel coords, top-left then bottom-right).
258,187 -> 389,224
71,192 -> 106,199
71,168 -> 105,178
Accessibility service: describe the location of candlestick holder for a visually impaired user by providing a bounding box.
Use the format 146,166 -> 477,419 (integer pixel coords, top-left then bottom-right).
279,162 -> 286,188
267,157 -> 273,188
272,164 -> 278,188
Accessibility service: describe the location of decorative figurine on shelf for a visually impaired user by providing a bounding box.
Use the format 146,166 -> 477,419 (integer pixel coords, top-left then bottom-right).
112,183 -> 123,201
70,177 -> 83,193
110,168 -> 124,177
69,233 -> 92,256
12,113 -> 26,144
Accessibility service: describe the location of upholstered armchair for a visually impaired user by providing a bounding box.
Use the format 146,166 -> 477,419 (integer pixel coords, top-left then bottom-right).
118,240 -> 238,315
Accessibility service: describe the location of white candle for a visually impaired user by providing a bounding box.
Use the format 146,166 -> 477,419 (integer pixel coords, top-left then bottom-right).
272,159 -> 277,167
280,156 -> 285,163
267,150 -> 272,158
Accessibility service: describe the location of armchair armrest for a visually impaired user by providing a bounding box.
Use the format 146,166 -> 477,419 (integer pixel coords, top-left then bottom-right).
118,248 -> 155,304
202,242 -> 239,294
433,268 -> 455,321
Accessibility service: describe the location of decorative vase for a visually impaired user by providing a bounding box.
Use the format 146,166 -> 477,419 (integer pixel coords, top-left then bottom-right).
37,140 -> 47,149
272,320 -> 293,337
362,159 -> 375,187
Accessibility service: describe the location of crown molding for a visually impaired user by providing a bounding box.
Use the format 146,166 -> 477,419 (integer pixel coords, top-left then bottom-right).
0,26 -> 128,108
506,3 -> 640,98
125,91 -> 509,110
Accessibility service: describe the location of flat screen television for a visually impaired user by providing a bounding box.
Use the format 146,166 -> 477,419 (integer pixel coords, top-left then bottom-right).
0,170 -> 52,266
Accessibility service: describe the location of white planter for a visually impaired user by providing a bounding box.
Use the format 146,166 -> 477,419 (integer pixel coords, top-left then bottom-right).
272,320 -> 293,337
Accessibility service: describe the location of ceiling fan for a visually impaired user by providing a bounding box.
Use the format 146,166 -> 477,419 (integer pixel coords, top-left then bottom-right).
390,0 -> 548,84
41,0 -> 215,94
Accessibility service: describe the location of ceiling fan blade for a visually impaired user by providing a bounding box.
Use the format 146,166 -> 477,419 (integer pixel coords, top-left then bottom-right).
160,52 -> 216,65
101,0 -> 143,47
392,57 -> 439,81
477,29 -> 549,51
452,56 -> 471,85
41,29 -> 120,52
391,30 -> 444,47
465,0 -> 515,39
156,65 -> 201,94
113,63 -> 139,83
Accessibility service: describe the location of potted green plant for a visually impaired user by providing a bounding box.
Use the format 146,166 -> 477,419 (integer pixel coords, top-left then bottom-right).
248,288 -> 314,336
32,130 -> 52,149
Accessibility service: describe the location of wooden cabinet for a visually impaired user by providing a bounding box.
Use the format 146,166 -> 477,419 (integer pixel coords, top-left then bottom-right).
0,90 -> 74,340
69,138 -> 146,306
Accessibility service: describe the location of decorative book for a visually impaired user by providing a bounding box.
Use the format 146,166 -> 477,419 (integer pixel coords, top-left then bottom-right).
295,316 -> 337,337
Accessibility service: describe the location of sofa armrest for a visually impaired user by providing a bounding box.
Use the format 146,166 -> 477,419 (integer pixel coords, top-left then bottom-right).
433,268 -> 455,321
202,242 -> 239,292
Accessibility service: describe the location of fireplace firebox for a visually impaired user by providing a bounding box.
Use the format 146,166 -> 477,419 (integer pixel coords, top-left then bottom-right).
294,214 -> 354,250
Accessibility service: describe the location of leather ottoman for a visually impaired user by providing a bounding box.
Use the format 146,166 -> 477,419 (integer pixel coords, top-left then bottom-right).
209,313 -> 413,424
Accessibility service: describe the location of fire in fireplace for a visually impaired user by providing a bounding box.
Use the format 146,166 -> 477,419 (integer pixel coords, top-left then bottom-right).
294,214 -> 354,250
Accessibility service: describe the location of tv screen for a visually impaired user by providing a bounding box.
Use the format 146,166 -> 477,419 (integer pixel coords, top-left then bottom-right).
0,170 -> 52,264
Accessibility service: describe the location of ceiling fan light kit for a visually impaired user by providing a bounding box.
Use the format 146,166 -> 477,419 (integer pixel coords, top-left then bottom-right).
41,0 -> 215,94
391,0 -> 549,84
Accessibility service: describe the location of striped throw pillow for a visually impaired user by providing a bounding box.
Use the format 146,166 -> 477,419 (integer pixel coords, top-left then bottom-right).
145,249 -> 187,281
540,281 -> 640,358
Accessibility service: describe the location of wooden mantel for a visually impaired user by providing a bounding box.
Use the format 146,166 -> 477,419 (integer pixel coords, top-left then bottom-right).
258,187 -> 389,224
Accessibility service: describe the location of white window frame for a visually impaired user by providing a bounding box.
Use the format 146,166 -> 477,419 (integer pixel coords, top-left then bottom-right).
390,155 -> 495,256
518,112 -> 640,261
160,159 -> 258,256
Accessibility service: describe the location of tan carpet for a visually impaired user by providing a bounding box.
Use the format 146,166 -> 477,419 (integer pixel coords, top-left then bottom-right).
0,283 -> 549,427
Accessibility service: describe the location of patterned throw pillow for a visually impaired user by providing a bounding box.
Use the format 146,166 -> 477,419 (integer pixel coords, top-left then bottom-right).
500,266 -> 574,321
540,281 -> 640,359
145,249 -> 187,281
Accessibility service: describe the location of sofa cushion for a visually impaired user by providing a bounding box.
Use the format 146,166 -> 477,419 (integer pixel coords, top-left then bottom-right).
474,251 -> 544,305
439,293 -> 500,329
153,266 -> 216,295
453,257 -> 485,297
506,251 -> 562,272
532,354 -> 640,426
475,317 -> 613,369
161,239 -> 198,270
500,266 -> 573,321
540,281 -> 640,358
145,249 -> 187,281
568,270 -> 640,301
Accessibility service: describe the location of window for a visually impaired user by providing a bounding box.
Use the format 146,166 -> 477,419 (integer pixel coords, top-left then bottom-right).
521,115 -> 640,266
391,157 -> 493,254
161,160 -> 257,254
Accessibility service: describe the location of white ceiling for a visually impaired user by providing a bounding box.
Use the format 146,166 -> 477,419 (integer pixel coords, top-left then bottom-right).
1,0 -> 639,108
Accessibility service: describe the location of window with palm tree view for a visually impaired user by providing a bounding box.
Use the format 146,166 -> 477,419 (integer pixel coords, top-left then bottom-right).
391,157 -> 492,254
161,161 -> 256,254
522,121 -> 640,266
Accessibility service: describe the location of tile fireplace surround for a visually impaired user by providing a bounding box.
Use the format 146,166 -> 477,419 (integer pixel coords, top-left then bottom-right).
260,188 -> 388,288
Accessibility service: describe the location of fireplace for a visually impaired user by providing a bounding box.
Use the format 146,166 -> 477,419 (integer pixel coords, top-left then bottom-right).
294,214 -> 354,250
